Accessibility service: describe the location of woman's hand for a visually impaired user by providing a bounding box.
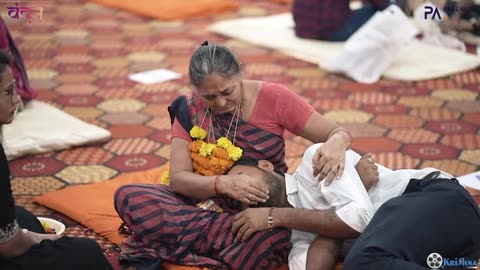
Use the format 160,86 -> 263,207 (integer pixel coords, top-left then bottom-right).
312,140 -> 347,185
0,229 -> 60,257
28,230 -> 60,244
217,175 -> 269,205
231,208 -> 270,242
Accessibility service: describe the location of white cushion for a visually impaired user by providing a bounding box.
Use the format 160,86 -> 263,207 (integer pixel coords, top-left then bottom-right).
3,101 -> 111,160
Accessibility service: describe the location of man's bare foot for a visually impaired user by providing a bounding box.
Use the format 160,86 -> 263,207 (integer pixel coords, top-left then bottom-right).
355,153 -> 379,191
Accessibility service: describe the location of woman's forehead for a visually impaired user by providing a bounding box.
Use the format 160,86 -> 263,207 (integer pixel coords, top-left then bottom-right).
197,74 -> 238,90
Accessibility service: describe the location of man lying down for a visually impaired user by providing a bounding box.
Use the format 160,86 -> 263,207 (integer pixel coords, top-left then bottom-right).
230,144 -> 480,270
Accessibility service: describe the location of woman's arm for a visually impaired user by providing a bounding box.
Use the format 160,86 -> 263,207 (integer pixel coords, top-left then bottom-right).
0,229 -> 59,257
169,138 -> 219,200
300,112 -> 352,183
299,112 -> 351,147
0,143 -> 59,258
169,138 -> 269,202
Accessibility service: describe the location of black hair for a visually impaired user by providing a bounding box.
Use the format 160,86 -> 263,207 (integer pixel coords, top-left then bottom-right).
234,157 -> 286,208
235,156 -> 285,178
0,51 -> 11,75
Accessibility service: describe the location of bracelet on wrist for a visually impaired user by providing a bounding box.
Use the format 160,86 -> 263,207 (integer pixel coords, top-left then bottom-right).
214,175 -> 221,194
267,207 -> 274,231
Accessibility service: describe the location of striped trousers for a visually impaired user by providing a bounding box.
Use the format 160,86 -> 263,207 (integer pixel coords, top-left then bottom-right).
114,184 -> 291,270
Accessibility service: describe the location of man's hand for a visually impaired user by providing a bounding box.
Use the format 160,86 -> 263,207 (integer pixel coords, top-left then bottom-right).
231,208 -> 270,242
355,153 -> 379,191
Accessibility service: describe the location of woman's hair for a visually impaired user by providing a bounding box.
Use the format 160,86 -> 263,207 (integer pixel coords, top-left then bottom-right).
0,51 -> 10,74
188,40 -> 241,87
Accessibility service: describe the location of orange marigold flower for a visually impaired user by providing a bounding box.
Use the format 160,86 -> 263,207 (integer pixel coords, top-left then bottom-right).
213,147 -> 229,159
189,140 -> 203,152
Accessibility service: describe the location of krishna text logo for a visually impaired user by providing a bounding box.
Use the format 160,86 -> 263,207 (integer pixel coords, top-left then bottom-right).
427,253 -> 479,269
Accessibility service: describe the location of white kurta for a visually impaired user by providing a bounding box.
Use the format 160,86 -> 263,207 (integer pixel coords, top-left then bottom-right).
286,144 -> 453,270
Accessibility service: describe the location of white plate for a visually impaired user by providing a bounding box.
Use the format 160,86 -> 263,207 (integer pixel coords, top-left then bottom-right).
37,217 -> 65,235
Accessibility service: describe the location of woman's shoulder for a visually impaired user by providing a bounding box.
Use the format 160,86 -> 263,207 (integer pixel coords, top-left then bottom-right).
258,81 -> 299,101
259,81 -> 290,91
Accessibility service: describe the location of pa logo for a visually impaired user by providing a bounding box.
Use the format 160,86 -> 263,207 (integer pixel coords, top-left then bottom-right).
424,6 -> 448,20
427,253 -> 443,269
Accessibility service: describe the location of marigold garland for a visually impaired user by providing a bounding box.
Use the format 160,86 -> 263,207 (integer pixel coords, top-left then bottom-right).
161,123 -> 243,212
189,126 -> 242,176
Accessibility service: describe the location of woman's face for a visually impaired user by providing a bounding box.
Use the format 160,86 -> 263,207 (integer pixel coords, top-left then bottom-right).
195,73 -> 242,114
0,67 -> 19,125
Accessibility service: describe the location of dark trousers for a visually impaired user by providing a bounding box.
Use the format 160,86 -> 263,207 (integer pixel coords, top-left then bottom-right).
344,177 -> 480,270
0,206 -> 113,270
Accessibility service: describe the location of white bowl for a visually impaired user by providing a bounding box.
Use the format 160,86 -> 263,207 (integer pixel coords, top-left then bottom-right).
37,217 -> 66,235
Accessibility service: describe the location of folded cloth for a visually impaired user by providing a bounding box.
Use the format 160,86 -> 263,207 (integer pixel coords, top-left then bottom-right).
322,5 -> 419,83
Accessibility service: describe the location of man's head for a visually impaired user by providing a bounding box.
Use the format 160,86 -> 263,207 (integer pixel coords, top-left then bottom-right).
227,158 -> 290,208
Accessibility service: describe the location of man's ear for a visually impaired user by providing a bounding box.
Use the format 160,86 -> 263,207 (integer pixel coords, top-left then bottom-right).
258,160 -> 274,172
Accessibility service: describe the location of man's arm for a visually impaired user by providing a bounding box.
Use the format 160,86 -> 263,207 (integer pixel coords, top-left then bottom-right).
274,208 -> 360,239
232,207 -> 359,242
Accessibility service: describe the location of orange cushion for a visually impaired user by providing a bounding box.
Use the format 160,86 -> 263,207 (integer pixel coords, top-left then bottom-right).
89,0 -> 239,21
266,0 -> 292,4
35,163 -> 170,245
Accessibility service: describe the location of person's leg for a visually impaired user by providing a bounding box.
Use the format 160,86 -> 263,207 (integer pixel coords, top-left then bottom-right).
114,184 -> 291,270
330,3 -> 379,41
15,206 -> 44,233
3,237 -> 112,270
344,179 -> 480,270
305,236 -> 342,270
114,183 -> 228,268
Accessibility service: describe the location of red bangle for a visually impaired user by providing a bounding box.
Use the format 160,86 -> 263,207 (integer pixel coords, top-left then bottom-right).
214,175 -> 221,194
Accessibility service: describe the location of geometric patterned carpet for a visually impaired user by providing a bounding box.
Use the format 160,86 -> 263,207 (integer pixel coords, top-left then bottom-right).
5,0 -> 480,268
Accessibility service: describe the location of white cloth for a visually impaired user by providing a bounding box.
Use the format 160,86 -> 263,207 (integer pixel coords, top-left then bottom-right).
322,5 -> 419,83
286,143 -> 453,270
208,13 -> 480,82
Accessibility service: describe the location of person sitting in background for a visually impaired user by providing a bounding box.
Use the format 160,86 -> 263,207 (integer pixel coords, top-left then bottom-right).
442,0 -> 480,35
0,17 -> 36,103
292,0 -> 391,41
0,51 -> 113,270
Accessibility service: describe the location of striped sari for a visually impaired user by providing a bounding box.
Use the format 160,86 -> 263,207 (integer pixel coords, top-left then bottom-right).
114,93 -> 291,270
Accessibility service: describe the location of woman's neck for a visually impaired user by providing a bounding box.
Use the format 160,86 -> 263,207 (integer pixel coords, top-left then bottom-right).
239,80 -> 261,120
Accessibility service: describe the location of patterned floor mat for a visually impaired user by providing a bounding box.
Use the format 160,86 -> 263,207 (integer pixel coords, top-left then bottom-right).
4,0 -> 480,268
